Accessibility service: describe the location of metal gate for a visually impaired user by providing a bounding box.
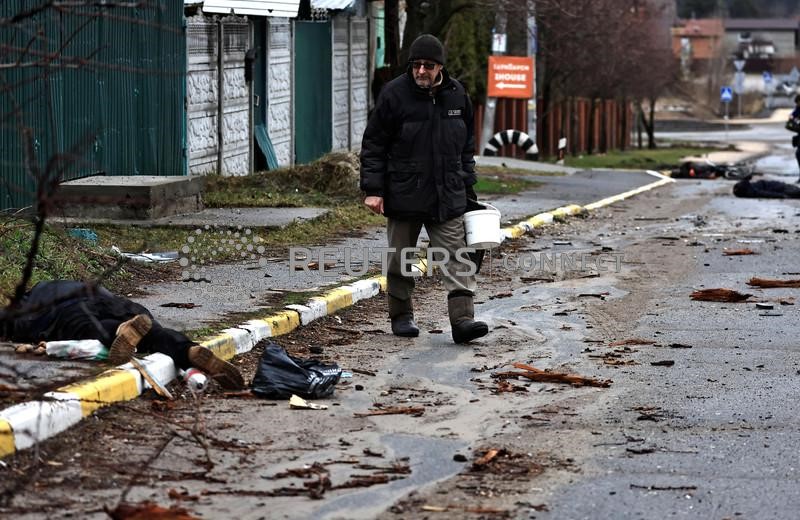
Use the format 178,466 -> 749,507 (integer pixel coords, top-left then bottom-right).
294,21 -> 332,164
0,2 -> 185,210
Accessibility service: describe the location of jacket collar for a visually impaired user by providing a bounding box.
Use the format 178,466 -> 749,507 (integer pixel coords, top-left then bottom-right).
405,67 -> 453,96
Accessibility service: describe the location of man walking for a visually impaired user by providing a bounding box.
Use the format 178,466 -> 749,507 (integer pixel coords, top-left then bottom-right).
360,34 -> 488,344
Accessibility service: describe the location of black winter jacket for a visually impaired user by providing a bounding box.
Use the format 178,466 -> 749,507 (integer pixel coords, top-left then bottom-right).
360,69 -> 476,222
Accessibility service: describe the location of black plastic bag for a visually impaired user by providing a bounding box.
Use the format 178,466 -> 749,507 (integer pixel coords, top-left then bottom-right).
251,341 -> 342,399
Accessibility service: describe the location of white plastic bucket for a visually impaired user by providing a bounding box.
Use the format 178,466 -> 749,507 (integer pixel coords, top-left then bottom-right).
464,202 -> 501,249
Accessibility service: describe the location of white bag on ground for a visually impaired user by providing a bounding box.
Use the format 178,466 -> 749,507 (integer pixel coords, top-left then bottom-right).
45,339 -> 108,360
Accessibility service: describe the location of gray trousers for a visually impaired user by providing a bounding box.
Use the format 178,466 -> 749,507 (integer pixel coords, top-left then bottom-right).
386,217 -> 477,301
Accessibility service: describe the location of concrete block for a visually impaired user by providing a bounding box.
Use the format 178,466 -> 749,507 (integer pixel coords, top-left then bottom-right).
55,175 -> 205,220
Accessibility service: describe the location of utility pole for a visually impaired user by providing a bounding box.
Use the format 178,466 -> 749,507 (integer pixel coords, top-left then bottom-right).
526,4 -> 537,157
480,11 -> 507,155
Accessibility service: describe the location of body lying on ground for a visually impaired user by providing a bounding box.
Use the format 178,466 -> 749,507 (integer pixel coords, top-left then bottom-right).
0,280 -> 244,389
733,177 -> 800,198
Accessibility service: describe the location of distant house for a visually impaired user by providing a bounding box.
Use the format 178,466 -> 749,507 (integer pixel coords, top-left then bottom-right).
722,18 -> 799,74
724,18 -> 799,60
671,18 -> 724,73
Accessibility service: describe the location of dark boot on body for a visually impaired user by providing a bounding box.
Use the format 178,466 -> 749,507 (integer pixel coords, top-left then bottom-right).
388,295 -> 419,337
448,293 -> 488,344
187,345 -> 245,390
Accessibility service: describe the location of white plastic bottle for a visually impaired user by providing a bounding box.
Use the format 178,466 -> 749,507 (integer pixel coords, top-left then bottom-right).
180,368 -> 208,392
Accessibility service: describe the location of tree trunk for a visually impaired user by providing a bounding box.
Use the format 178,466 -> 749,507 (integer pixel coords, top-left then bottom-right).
647,97 -> 656,149
587,98 -> 595,155
385,0 -> 400,69
619,97 -> 627,151
636,102 -> 643,149
637,100 -> 656,150
599,101 -> 607,153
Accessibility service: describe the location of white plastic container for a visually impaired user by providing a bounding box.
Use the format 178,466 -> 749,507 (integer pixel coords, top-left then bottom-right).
464,202 -> 501,249
45,339 -> 108,360
180,368 -> 208,392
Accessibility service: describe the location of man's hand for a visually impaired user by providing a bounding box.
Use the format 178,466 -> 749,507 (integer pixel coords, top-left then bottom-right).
364,196 -> 384,215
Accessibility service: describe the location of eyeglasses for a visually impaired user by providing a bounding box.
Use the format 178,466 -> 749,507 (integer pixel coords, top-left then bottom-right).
410,61 -> 437,70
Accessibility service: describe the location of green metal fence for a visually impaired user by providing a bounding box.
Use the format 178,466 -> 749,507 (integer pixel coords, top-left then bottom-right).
0,2 -> 186,211
294,20 -> 332,165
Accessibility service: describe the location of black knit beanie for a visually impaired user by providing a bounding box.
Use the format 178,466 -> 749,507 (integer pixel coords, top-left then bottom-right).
408,34 -> 445,65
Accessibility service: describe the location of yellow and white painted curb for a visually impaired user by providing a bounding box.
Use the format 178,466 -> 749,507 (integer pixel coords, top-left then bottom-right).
502,170 -> 673,241
0,170 -> 674,459
0,277 -> 388,459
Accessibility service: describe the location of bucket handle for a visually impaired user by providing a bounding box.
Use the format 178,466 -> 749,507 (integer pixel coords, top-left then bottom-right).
468,200 -> 500,214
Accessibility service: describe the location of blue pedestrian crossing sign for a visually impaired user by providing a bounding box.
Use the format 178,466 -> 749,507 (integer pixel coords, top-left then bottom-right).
720,86 -> 733,102
763,71 -> 772,83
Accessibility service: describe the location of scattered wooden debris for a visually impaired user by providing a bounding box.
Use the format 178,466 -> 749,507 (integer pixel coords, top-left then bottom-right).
494,380 -> 529,393
355,462 -> 411,474
667,343 -> 692,349
748,277 -> 800,288
350,368 -> 376,377
106,501 -> 199,520
630,484 -> 697,491
268,463 -> 327,480
129,358 -> 174,400
421,504 -> 510,515
331,474 -> 403,489
722,249 -> 757,256
626,447 -> 656,455
578,292 -> 609,299
651,360 -> 675,367
354,406 -> 425,417
690,288 -> 751,302
473,448 -> 503,468
609,338 -> 656,347
603,358 -> 638,366
223,390 -> 257,398
301,261 -> 337,271
362,448 -> 384,458
469,448 -> 545,478
492,362 -> 611,388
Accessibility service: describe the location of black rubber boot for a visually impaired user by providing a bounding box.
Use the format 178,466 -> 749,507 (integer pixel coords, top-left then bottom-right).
448,294 -> 488,344
388,295 -> 419,337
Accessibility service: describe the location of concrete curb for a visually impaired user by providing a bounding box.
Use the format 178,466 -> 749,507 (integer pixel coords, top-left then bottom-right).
0,170 -> 675,459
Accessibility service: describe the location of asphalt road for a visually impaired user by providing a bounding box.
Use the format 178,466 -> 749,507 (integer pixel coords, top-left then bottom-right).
3,119 -> 800,519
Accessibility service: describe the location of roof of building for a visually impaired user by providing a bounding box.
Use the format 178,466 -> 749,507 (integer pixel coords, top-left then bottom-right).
310,0 -> 356,9
672,18 -> 724,37
724,18 -> 799,31
200,0 -> 301,18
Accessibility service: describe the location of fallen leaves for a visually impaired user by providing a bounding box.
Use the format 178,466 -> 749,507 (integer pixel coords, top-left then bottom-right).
690,288 -> 751,302
722,249 -> 757,256
492,362 -> 612,388
106,502 -> 199,520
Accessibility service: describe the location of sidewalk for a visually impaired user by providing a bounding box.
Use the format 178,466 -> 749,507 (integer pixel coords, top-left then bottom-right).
0,157 -> 716,458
